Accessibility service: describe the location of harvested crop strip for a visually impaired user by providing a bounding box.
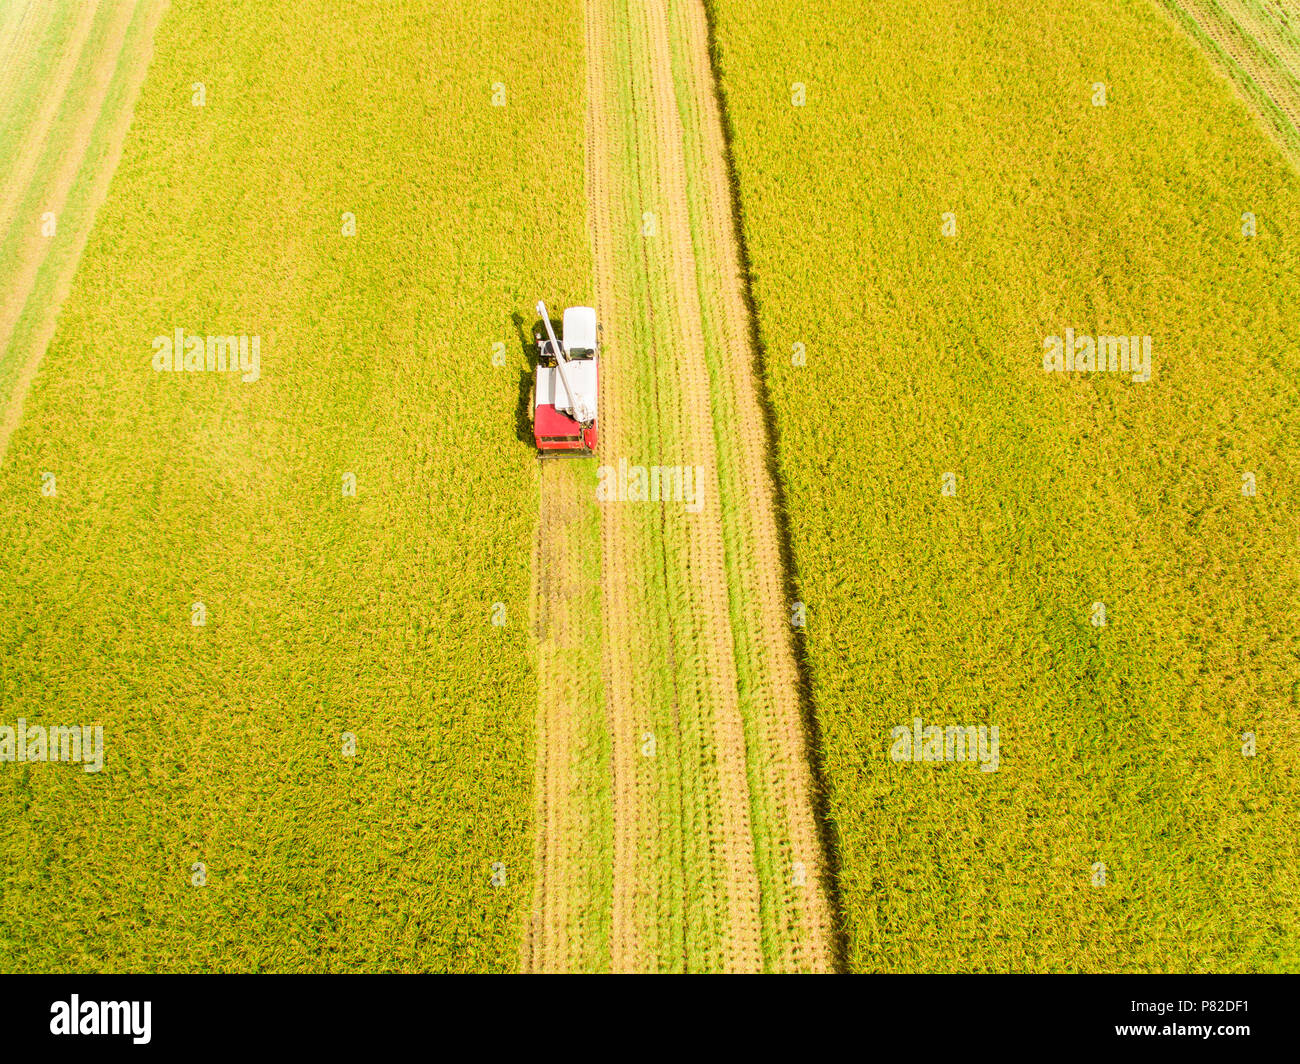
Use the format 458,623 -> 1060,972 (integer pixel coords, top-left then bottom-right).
1156,0 -> 1300,167
0,0 -> 170,463
525,0 -> 833,972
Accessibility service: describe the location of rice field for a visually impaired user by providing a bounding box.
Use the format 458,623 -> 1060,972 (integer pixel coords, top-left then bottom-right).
524,0 -> 830,973
708,0 -> 1300,971
3,0 -> 1297,975
0,0 -> 167,458
1155,0 -> 1300,167
0,0 -> 588,971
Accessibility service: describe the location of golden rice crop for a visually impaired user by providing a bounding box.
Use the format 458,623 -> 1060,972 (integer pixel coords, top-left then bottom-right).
709,0 -> 1300,971
0,0 -> 589,971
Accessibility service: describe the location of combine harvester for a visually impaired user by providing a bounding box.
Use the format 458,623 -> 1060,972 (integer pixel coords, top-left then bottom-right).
532,300 -> 599,456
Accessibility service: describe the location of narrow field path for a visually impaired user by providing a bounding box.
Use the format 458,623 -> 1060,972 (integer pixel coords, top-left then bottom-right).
526,0 -> 833,972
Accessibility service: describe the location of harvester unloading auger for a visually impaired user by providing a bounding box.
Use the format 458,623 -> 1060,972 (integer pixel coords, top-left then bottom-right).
532,300 -> 599,456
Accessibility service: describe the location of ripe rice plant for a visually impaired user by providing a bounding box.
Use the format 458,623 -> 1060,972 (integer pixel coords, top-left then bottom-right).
708,0 -> 1300,971
0,0 -> 589,971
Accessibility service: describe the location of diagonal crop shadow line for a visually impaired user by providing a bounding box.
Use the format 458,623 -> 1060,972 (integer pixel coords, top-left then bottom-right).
698,0 -> 849,972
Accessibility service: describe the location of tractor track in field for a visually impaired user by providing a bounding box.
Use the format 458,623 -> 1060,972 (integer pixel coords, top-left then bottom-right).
1186,0 -> 1300,126
1217,0 -> 1300,76
0,0 -> 170,466
0,3 -> 46,149
525,0 -> 833,972
597,0 -> 652,973
524,462 -> 581,969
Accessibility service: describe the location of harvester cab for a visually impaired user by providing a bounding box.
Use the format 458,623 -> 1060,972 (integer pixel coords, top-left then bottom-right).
532,300 -> 599,456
